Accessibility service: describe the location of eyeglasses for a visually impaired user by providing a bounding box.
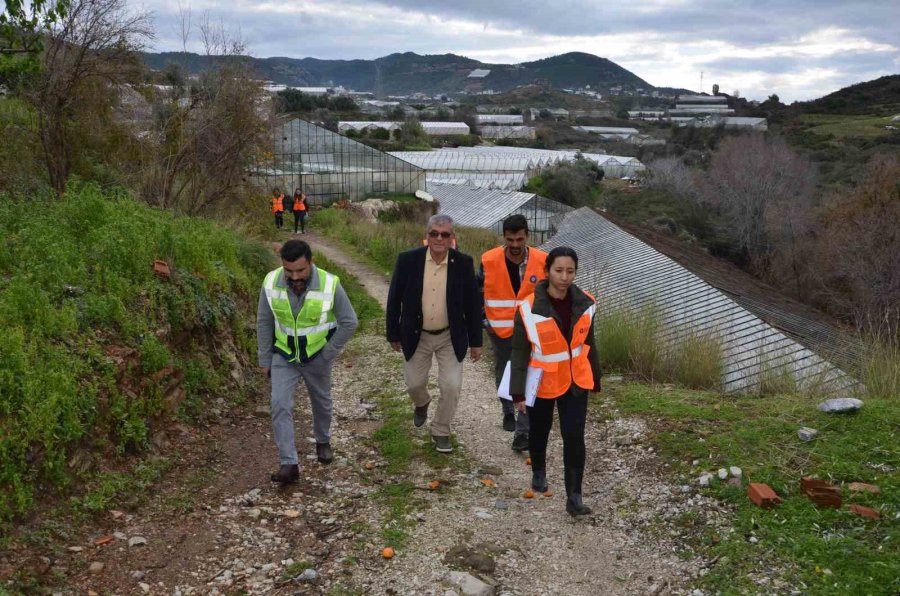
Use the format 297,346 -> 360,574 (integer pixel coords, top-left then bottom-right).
427,230 -> 453,239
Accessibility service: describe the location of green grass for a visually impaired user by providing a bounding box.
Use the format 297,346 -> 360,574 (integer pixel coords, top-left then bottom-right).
313,254 -> 383,331
0,182 -> 271,525
603,382 -> 899,594
311,206 -> 499,275
799,114 -> 896,139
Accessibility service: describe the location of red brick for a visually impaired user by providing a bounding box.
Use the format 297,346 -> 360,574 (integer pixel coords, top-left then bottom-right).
801,477 -> 842,509
849,504 -> 881,519
847,482 -> 881,495
748,483 -> 781,509
153,259 -> 171,279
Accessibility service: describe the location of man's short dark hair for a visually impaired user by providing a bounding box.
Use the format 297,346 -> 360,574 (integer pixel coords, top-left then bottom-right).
280,239 -> 313,263
502,214 -> 529,234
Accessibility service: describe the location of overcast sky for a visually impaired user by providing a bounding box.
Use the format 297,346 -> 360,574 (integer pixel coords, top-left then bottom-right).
140,0 -> 899,102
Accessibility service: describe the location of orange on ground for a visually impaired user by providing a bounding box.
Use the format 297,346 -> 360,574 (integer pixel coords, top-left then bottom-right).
523,489 -> 535,498
382,547 -> 395,559
542,491 -> 554,497
525,457 -> 532,466
481,478 -> 495,488
428,480 -> 440,490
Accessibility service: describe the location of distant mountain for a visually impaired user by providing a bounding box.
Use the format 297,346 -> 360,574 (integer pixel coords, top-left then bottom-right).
799,75 -> 900,115
141,51 -> 656,96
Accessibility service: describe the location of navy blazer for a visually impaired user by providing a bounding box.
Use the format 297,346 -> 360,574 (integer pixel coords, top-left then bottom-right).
386,246 -> 483,362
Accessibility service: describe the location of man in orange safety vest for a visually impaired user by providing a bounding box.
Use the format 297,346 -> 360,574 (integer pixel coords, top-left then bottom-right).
478,214 -> 547,452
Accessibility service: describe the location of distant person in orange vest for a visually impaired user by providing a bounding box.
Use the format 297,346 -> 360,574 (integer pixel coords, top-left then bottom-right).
509,246 -> 602,516
271,188 -> 285,230
479,214 -> 547,452
291,188 -> 308,234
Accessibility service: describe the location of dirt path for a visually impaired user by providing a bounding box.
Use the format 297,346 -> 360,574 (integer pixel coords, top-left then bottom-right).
10,233 -> 716,595
303,233 -> 708,595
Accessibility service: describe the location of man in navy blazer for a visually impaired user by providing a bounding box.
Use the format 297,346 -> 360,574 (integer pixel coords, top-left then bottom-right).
386,214 -> 483,452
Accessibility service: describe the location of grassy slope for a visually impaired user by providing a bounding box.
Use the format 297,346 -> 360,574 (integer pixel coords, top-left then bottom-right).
604,382 -> 898,594
0,184 -> 272,526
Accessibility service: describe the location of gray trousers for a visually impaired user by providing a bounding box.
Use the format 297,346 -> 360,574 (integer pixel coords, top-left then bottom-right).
487,333 -> 529,434
488,331 -> 529,434
270,352 -> 334,465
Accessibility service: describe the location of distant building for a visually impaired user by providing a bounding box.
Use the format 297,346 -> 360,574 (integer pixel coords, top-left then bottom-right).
681,116 -> 768,131
338,121 -> 471,136
476,114 -> 525,125
468,69 -> 491,78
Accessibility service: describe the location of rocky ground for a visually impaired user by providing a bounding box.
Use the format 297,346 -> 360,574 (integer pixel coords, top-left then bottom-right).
3,233 -> 734,595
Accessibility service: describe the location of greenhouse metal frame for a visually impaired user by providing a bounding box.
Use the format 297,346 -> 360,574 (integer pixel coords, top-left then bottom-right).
249,118 -> 426,205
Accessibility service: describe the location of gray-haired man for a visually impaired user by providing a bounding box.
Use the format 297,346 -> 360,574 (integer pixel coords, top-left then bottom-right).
386,215 -> 483,453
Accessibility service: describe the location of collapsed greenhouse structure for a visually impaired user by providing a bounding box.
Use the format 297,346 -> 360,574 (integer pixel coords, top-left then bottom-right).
337,121 -> 471,136
428,183 -> 572,243
249,118 -> 426,204
542,208 -> 859,393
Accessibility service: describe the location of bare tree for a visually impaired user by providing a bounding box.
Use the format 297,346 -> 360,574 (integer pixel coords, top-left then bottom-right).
701,134 -> 817,271
139,12 -> 270,214
646,156 -> 699,202
818,154 -> 900,338
26,0 -> 152,194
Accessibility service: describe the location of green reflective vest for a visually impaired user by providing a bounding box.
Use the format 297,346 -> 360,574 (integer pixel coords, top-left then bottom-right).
264,266 -> 339,363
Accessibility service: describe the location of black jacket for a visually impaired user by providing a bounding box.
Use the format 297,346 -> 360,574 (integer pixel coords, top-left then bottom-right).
509,280 -> 602,397
386,246 -> 483,362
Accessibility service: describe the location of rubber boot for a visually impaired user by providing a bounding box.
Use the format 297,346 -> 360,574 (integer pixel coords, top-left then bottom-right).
531,469 -> 548,493
564,466 -> 591,516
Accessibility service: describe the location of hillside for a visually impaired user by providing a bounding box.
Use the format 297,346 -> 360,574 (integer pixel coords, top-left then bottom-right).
799,74 -> 900,115
142,50 -> 655,95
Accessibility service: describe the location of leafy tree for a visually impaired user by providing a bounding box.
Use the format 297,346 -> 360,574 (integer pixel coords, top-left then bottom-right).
1,0 -> 69,54
524,155 -> 601,208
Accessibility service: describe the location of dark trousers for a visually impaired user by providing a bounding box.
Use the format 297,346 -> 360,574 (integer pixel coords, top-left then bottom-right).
527,387 -> 588,495
488,331 -> 528,433
274,212 -> 284,228
293,210 -> 307,233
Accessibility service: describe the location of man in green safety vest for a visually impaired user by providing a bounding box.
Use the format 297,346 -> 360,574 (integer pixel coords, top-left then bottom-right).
257,239 -> 359,484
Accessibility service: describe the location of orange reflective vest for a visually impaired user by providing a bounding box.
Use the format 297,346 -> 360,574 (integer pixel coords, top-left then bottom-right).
294,194 -> 307,211
518,292 -> 596,399
482,246 -> 547,338
271,195 -> 284,213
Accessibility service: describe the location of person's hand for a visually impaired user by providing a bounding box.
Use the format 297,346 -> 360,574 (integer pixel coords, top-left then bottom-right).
390,341 -> 402,353
470,347 -> 482,362
261,367 -> 271,379
515,401 -> 527,413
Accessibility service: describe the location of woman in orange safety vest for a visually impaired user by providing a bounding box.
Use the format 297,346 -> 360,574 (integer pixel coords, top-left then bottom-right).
271,188 -> 285,230
508,246 -> 602,516
291,188 -> 308,234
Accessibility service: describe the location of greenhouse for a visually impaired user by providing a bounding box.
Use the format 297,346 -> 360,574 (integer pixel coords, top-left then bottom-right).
542,208 -> 858,393
476,114 -> 525,125
479,125 -> 537,139
338,121 -> 471,135
429,183 -> 573,243
249,118 -> 426,204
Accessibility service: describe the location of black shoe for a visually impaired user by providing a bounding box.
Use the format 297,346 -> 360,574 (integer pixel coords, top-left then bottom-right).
502,412 -> 516,432
566,494 -> 592,516
270,464 -> 299,483
511,432 -> 529,452
414,401 -> 430,428
316,442 -> 333,464
531,470 -> 548,493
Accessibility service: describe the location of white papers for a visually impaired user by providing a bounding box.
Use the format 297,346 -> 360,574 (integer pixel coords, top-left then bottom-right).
497,361 -> 543,407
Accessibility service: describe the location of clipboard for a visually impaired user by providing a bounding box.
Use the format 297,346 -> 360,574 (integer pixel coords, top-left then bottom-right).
497,361 -> 543,408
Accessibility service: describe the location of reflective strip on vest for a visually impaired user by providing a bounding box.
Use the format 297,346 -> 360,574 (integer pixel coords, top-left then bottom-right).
485,299 -> 518,307
264,267 -> 339,363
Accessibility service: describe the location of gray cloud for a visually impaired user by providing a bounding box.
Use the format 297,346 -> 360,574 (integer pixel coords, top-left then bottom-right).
140,0 -> 900,101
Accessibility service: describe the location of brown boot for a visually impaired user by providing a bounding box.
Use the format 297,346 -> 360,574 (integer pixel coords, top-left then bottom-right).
270,464 -> 299,483
316,443 -> 333,465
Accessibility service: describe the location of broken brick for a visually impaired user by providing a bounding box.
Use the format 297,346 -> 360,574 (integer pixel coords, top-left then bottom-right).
801,477 -> 842,509
847,482 -> 881,495
747,483 -> 782,509
153,259 -> 171,280
849,504 -> 881,519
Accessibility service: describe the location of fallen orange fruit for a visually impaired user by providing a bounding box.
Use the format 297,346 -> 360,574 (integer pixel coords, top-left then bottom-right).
525,457 -> 532,466
523,489 -> 535,498
481,478 -> 495,488
428,480 -> 440,490
382,547 -> 394,559
542,491 -> 554,497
